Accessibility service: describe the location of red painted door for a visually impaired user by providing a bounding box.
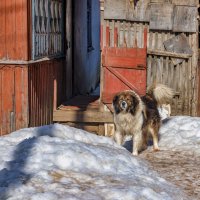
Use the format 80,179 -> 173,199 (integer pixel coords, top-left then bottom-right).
101,25 -> 147,104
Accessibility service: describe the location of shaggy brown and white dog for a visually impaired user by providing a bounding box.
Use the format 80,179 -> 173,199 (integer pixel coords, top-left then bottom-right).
112,83 -> 174,156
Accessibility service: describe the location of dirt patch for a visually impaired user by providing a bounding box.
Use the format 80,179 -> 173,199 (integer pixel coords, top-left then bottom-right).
140,150 -> 200,199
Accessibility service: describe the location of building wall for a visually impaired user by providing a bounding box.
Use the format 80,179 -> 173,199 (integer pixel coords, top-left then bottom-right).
74,0 -> 101,94
101,0 -> 199,116
0,1 -> 66,135
0,0 -> 29,60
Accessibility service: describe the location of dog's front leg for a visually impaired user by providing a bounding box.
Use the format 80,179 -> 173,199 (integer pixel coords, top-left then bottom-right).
114,130 -> 123,146
132,131 -> 143,156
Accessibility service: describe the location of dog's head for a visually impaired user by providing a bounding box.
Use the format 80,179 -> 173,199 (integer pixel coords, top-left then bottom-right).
112,91 -> 140,115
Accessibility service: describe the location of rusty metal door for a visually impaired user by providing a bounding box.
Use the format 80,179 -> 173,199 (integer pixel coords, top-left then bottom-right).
101,0 -> 147,104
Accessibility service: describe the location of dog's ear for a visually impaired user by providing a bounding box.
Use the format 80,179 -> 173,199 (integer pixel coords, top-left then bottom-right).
129,94 -> 139,115
113,95 -> 119,105
112,94 -> 120,114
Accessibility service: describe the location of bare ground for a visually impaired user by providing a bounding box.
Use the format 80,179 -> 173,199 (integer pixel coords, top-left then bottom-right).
140,149 -> 200,200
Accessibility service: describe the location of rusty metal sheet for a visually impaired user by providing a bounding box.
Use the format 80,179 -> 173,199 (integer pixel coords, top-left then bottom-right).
28,59 -> 65,127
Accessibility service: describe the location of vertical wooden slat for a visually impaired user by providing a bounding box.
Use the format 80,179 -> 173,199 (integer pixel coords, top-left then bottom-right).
191,32 -> 198,116
0,69 -> 2,135
2,67 -> 14,134
0,0 -> 6,59
6,0 -> 14,59
15,67 -> 23,130
106,26 -> 110,47
22,66 -> 28,127
114,27 -> 118,47
110,20 -> 114,47
16,0 -> 23,59
101,25 -> 103,49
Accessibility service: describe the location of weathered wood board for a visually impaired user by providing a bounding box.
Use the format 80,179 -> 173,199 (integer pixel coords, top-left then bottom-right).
150,0 -> 171,2
173,6 -> 197,33
172,0 -> 199,6
149,3 -> 174,30
126,0 -> 150,22
163,33 -> 193,65
104,0 -> 150,21
104,0 -> 126,20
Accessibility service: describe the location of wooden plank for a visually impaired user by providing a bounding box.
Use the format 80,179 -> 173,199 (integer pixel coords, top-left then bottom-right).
0,0 -> 6,59
104,0 -> 150,22
102,68 -> 146,103
2,67 -> 14,134
66,0 -> 72,99
172,0 -> 198,6
149,3 -> 174,30
163,34 -> 193,65
106,67 -> 142,93
53,110 -> 113,123
126,0 -> 150,22
0,56 -> 65,65
15,0 -> 23,60
173,6 -> 197,33
191,32 -> 198,116
22,0 -> 29,60
0,69 -> 2,135
198,57 -> 200,116
147,49 -> 192,59
103,56 -> 146,68
64,122 -> 101,135
104,0 -> 126,20
15,67 -> 23,130
6,0 -> 15,59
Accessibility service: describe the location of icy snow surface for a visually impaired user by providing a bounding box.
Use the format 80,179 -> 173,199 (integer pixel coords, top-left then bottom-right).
159,116 -> 200,154
1,116 -> 200,199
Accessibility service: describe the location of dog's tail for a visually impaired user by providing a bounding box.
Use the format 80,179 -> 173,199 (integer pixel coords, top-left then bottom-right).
147,83 -> 174,105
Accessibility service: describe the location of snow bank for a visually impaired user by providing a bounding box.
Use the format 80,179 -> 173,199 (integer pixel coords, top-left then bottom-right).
159,116 -> 200,154
0,123 -> 189,200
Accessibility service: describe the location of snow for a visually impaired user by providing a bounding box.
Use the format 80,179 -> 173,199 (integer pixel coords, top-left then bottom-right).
0,116 -> 200,199
159,116 -> 200,155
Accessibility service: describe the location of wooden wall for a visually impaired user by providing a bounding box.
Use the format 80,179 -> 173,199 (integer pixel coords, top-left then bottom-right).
0,65 -> 28,135
147,31 -> 198,116
0,1 -> 66,135
198,54 -> 200,116
0,0 -> 29,60
0,59 -> 65,136
101,0 -> 199,116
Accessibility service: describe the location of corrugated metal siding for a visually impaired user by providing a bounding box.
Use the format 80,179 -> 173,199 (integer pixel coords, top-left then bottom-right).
28,59 -> 65,127
0,0 -> 29,60
0,66 -> 28,136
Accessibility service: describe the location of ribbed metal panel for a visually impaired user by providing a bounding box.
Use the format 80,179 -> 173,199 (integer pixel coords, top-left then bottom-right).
28,59 -> 65,127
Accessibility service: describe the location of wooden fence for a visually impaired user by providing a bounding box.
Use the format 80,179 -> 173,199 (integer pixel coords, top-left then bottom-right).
100,0 -> 199,116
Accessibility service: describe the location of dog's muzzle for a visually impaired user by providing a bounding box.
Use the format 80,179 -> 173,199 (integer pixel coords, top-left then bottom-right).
120,101 -> 127,110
